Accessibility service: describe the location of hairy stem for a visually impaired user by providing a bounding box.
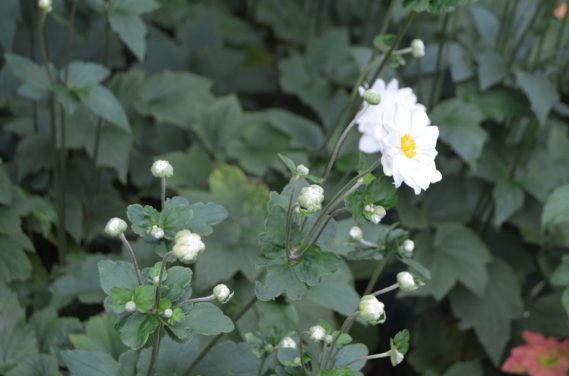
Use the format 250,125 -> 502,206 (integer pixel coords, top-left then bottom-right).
175,294 -> 216,308
146,324 -> 163,376
324,311 -> 360,369
257,356 -> 268,376
161,178 -> 166,211
182,296 -> 258,376
372,283 -> 399,296
379,0 -> 399,36
364,252 -> 392,295
119,234 -> 142,285
299,332 -> 311,376
428,13 -> 450,109
285,178 -> 300,257
341,351 -> 390,368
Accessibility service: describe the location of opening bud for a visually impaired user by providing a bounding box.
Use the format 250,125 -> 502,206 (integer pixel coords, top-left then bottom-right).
298,185 -> 325,216
125,301 -> 136,312
105,217 -> 127,237
349,226 -> 363,241
363,89 -> 381,105
279,337 -> 297,349
150,225 -> 165,239
309,325 -> 326,342
324,335 -> 333,344
297,164 -> 309,176
411,39 -> 425,58
173,230 -> 205,264
213,284 -> 234,304
359,295 -> 386,325
163,308 -> 173,318
151,160 -> 174,178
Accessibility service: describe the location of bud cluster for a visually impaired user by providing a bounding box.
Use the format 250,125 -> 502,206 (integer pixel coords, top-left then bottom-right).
150,225 -> 164,239
279,336 -> 297,349
364,204 -> 386,224
298,185 -> 325,215
172,230 -> 205,264
309,325 -> 326,342
359,295 -> 386,325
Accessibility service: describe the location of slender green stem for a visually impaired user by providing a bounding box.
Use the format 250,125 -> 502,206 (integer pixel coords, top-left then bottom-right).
363,252 -> 392,295
372,283 -> 399,296
156,252 -> 173,305
319,341 -> 328,369
497,0 -> 514,48
428,13 -> 450,109
28,0 -> 38,133
175,294 -> 216,308
296,208 -> 348,260
58,104 -> 68,265
324,312 -> 360,369
554,17 -> 568,64
508,4 -> 543,65
341,352 -> 390,368
379,0 -> 399,36
433,10 -> 459,108
415,13 -> 423,102
360,239 -> 380,248
161,178 -> 166,210
146,324 -> 163,376
182,296 -> 259,376
64,0 -> 80,85
299,217 -> 308,235
38,14 -> 54,82
322,104 -> 370,183
257,356 -> 268,376
119,234 -> 142,285
531,28 -> 546,72
299,332 -> 311,375
285,178 -> 300,256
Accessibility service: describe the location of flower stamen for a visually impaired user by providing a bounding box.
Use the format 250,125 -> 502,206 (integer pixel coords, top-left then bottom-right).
400,135 -> 417,158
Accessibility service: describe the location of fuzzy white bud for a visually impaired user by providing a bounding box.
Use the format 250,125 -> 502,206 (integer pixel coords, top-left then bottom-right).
363,89 -> 381,105
364,204 -> 373,212
125,301 -> 136,313
163,308 -> 173,318
105,217 -> 127,237
349,226 -> 363,241
213,284 -> 233,304
38,0 -> 52,12
279,337 -> 297,349
324,335 -> 333,344
298,185 -> 325,215
294,357 -> 301,366
151,160 -> 174,178
172,230 -> 206,264
401,239 -> 414,254
309,325 -> 326,342
297,165 -> 309,176
397,272 -> 418,291
370,206 -> 386,224
153,276 -> 160,283
359,295 -> 386,325
411,39 -> 425,58
150,225 -> 165,239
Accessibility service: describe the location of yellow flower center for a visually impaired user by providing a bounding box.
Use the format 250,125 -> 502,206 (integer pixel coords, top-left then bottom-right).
400,135 -> 417,158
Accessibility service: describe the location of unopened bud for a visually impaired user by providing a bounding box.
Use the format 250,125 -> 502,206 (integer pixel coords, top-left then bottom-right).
309,325 -> 326,342
297,165 -> 309,176
125,301 -> 136,313
401,239 -> 414,254
411,39 -> 425,58
153,276 -> 160,283
363,89 -> 381,105
105,217 -> 127,237
151,160 -> 173,178
324,335 -> 333,344
397,272 -> 418,291
279,337 -> 297,349
163,308 -> 173,318
370,206 -> 386,224
294,357 -> 301,366
213,284 -> 233,304
38,0 -> 52,12
265,344 -> 274,353
349,226 -> 363,241
151,225 -> 165,239
395,350 -> 404,364
359,295 -> 386,325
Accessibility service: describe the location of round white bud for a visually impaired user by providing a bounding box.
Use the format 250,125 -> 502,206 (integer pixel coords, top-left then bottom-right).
38,0 -> 52,12
279,337 -> 297,349
349,226 -> 363,241
309,325 -> 326,342
397,272 -> 418,291
265,344 -> 274,353
151,160 -> 174,178
105,217 -> 127,237
172,230 -> 206,264
125,301 -> 136,313
359,295 -> 386,325
370,206 -> 386,224
294,357 -> 301,366
297,165 -> 309,176
163,308 -> 173,318
150,225 -> 165,239
363,89 -> 381,105
213,284 -> 233,304
153,276 -> 160,283
324,335 -> 333,344
402,239 -> 415,253
411,39 -> 425,58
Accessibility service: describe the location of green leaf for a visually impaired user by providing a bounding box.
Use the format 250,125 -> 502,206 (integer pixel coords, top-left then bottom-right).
307,262 -> 360,316
5,354 -> 62,376
366,175 -> 398,209
186,302 -> 234,335
187,202 -> 228,236
431,98 -> 487,167
126,204 -> 160,237
550,255 -> 569,287
541,184 -> 569,231
29,307 -> 81,360
135,71 -> 214,127
294,248 -> 341,286
403,0 -> 476,14
16,134 -> 53,180
0,0 -> 20,51
132,285 -> 156,313
61,350 -> 119,376
400,258 -> 431,280
158,299 -> 171,314
168,307 -> 186,326
443,360 -> 483,376
323,368 -> 355,376
470,5 -> 499,47
0,236 -> 32,283
256,264 -> 309,301
80,85 -> 130,132
69,315 -> 128,360
449,260 -> 523,366
4,53 -> 52,100
98,260 -> 140,295
406,225 -> 491,300
277,153 -> 297,175
393,330 -> 410,355
109,287 -> 132,314
0,169 -> 13,206
191,341 -> 262,376
476,50 -> 507,91
492,181 -> 524,227
135,336 -> 198,375
332,332 -> 353,349
562,287 -> 569,318
277,347 -> 299,367
159,205 -> 193,240
515,70 -> 558,126
64,62 -> 109,88
148,262 -> 166,281
161,266 -> 192,303
344,191 -> 367,225
329,344 -> 368,373
115,312 -> 159,350
267,110 -> 324,150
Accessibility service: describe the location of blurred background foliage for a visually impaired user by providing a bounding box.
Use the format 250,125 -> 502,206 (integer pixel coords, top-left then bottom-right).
0,0 -> 569,374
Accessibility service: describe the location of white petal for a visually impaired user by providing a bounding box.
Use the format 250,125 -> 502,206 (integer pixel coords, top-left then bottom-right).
359,135 -> 382,154
371,79 -> 386,93
410,111 -> 431,134
386,78 -> 399,92
415,126 -> 439,150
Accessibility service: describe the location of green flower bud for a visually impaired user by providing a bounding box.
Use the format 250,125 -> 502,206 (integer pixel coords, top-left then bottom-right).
363,89 -> 381,105
105,217 -> 127,237
349,226 -> 363,241
411,39 -> 425,58
297,165 -> 309,176
370,206 -> 386,224
324,335 -> 333,344
265,344 -> 274,353
151,160 -> 174,178
213,284 -> 234,304
38,0 -> 52,12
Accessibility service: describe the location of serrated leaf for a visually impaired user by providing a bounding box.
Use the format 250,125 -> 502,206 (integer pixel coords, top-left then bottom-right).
80,85 -> 130,132
69,315 -> 127,360
278,153 -> 297,175
515,70 -> 558,126
366,175 -> 397,209
393,330 -> 410,355
186,302 -> 234,335
492,181 -> 524,228
4,53 -> 52,100
344,191 -> 367,225
61,350 -> 119,376
115,312 -> 159,350
132,285 -> 156,313
541,184 -> 569,231
64,62 -> 109,88
161,266 -> 192,303
294,248 -> 341,286
159,205 -> 193,240
98,260 -> 140,295
191,341 -> 261,376
4,354 -> 62,376
187,202 -> 228,236
0,170 -> 13,206
126,204 -> 160,237
0,236 -> 32,283
109,287 -> 132,314
255,264 -> 308,301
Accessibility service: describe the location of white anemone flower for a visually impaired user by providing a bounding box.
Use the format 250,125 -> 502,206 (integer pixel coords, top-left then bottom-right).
379,105 -> 442,194
358,78 -> 426,154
